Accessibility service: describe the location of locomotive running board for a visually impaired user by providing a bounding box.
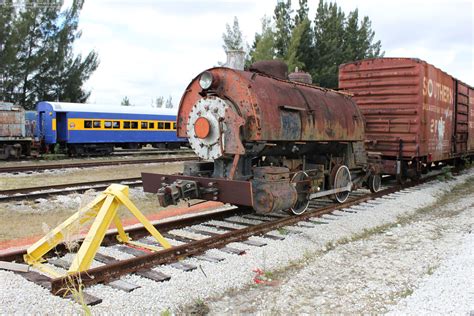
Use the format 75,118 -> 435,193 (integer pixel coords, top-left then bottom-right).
141,173 -> 254,206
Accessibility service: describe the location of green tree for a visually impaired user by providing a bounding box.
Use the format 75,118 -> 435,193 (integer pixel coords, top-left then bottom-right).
121,96 -> 131,106
0,0 -> 98,109
249,16 -> 276,63
165,96 -> 173,109
294,0 -> 309,25
312,0 -> 346,88
286,18 -> 312,72
222,16 -> 243,51
0,1 -> 17,99
154,96 -> 164,108
273,0 -> 293,59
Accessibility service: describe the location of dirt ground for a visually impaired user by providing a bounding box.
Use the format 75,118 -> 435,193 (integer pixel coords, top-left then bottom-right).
0,162 -> 186,242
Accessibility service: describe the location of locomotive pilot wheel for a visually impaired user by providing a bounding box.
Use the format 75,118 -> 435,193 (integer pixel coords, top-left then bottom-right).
290,171 -> 310,215
330,165 -> 351,203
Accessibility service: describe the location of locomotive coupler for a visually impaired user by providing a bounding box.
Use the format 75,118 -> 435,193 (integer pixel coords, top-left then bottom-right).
157,180 -> 203,207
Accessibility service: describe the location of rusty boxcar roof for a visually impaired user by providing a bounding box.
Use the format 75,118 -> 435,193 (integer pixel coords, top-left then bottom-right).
339,57 -> 473,89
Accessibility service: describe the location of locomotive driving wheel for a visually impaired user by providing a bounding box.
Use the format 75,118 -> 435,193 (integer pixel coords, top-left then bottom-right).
368,174 -> 381,193
330,165 -> 351,203
290,171 -> 310,215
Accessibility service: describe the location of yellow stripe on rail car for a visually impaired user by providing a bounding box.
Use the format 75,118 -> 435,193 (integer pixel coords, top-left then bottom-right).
67,118 -> 177,131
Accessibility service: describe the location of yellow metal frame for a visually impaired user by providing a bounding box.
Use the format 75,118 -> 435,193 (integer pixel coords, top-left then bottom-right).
24,184 -> 171,277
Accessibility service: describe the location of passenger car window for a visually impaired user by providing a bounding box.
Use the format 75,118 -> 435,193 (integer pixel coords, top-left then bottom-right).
172,122 -> 176,130
141,122 -> 148,129
164,122 -> 171,130
93,121 -> 101,128
158,122 -> 164,130
104,121 -> 112,128
123,121 -> 131,129
113,121 -> 120,129
84,120 -> 92,128
149,122 -> 155,129
131,121 -> 138,129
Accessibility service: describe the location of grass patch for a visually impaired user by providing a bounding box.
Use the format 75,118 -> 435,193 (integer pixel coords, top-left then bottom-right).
183,298 -> 210,316
277,227 -> 289,235
160,308 -> 171,316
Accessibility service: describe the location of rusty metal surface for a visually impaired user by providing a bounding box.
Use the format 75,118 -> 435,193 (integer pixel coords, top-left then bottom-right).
0,103 -> 26,139
142,172 -> 253,206
455,82 -> 469,153
249,60 -> 288,79
339,58 -> 457,162
288,71 -> 312,84
469,87 -> 474,151
177,67 -> 365,143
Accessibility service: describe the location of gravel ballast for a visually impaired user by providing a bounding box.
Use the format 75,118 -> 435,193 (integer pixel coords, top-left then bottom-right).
0,170 -> 473,314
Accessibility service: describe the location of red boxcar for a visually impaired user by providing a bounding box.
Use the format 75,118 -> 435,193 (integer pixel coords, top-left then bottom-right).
339,58 -> 473,180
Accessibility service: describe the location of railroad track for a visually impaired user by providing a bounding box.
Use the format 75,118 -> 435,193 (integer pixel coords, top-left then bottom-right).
0,177 -> 143,202
0,174 -> 440,305
111,148 -> 193,156
0,156 -> 197,174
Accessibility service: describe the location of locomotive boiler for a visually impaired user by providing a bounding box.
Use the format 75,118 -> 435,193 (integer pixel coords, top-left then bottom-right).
142,61 -> 380,214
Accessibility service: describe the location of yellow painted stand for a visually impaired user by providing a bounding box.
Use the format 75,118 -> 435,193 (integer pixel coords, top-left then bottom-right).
24,184 -> 171,278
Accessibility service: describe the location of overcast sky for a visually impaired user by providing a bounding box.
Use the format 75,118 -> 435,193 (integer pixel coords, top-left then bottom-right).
74,0 -> 473,107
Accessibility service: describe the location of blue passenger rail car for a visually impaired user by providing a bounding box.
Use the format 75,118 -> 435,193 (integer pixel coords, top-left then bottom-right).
36,102 -> 185,155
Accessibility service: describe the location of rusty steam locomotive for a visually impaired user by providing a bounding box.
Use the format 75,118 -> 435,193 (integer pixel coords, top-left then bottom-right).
142,60 -> 380,215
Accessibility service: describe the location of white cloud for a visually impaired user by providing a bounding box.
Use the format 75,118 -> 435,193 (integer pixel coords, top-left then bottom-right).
74,0 -> 473,106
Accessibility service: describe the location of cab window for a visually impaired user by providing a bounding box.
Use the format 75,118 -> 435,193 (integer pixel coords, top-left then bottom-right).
131,121 -> 138,129
93,120 -> 101,128
141,122 -> 148,129
84,120 -> 92,128
104,121 -> 112,129
123,121 -> 131,129
158,122 -> 164,130
113,121 -> 120,129
164,122 -> 171,130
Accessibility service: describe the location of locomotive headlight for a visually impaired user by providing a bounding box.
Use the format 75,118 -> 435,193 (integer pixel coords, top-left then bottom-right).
199,71 -> 213,90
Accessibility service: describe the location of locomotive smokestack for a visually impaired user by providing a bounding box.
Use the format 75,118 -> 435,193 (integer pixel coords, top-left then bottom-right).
224,50 -> 245,70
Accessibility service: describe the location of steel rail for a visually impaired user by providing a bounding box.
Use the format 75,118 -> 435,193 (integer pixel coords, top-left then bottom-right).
0,204 -> 244,263
0,156 -> 197,173
50,180 -> 418,294
0,177 -> 143,202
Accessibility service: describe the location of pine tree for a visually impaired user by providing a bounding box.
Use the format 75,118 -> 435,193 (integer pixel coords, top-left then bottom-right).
295,0 -> 309,25
286,19 -> 310,71
250,16 -> 276,63
155,96 -> 164,108
273,0 -> 293,59
0,0 -> 98,109
121,96 -> 131,106
0,1 -> 16,100
222,16 -> 243,51
312,0 -> 346,88
165,96 -> 173,109
286,0 -> 313,72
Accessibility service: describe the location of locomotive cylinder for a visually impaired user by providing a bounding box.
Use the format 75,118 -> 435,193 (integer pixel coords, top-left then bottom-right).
251,167 -> 297,213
